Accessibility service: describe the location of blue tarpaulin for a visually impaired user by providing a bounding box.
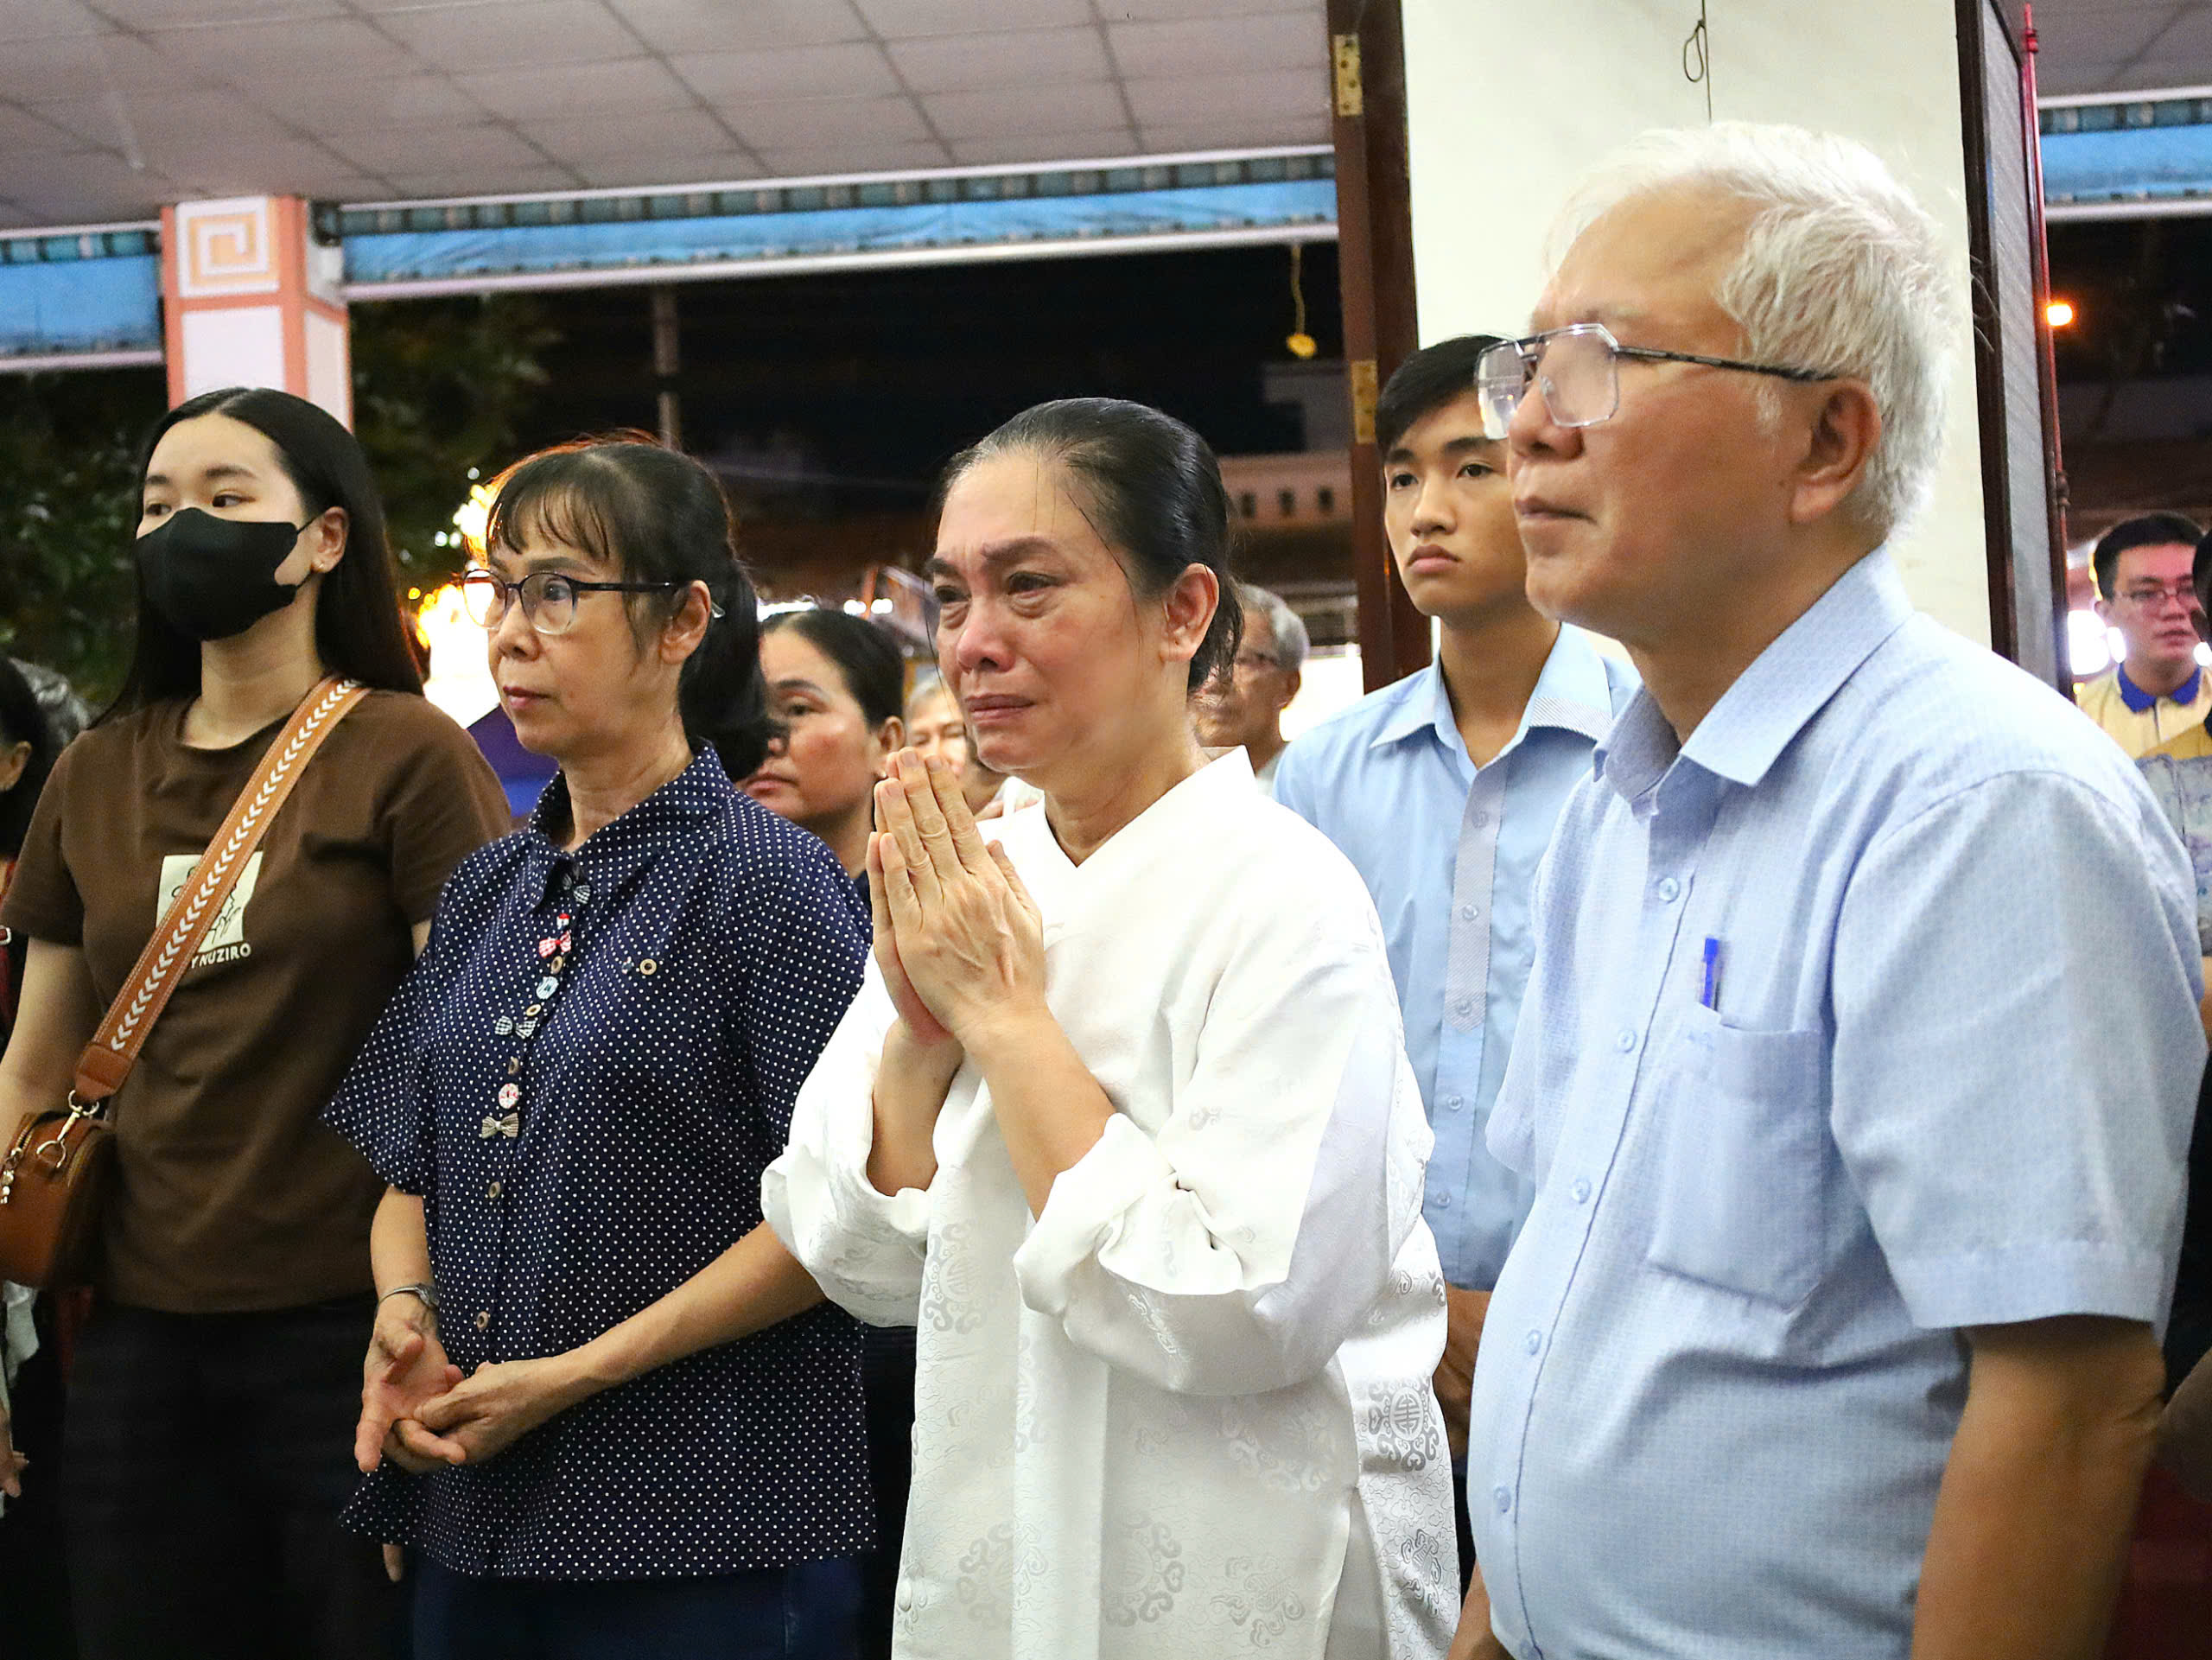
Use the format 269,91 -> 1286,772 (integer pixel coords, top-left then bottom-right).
343,179 -> 1337,286
2041,124 -> 2212,206
0,254 -> 161,360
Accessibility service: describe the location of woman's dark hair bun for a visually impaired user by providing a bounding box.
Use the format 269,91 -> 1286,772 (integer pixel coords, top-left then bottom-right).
484,437 -> 772,779
943,398 -> 1240,690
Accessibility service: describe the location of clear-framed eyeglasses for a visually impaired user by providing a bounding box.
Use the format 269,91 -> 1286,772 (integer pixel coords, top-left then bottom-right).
459,567 -> 699,637
1474,322 -> 1838,441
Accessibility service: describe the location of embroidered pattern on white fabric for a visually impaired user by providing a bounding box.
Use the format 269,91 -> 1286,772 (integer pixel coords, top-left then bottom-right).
1364,1381 -> 1442,1471
955,1522 -> 1016,1622
1219,1400 -> 1337,1495
1397,1528 -> 1449,1616
1208,1555 -> 1311,1646
1121,1284 -> 1185,1358
919,1220 -> 984,1333
1102,1511 -> 1185,1625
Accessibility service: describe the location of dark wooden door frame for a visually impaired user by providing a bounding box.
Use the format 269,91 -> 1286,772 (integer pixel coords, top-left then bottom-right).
1956,0 -> 2071,688
1327,0 -> 1432,690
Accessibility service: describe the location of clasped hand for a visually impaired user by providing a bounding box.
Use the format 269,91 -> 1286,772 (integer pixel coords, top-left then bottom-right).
355,1299 -> 588,1475
868,750 -> 1046,1052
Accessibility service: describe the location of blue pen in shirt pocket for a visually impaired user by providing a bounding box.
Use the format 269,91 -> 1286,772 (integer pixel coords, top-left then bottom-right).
1700,936 -> 1722,1010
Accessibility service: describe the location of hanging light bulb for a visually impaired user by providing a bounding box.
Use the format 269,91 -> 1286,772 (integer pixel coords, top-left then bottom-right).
1286,242 -> 1319,359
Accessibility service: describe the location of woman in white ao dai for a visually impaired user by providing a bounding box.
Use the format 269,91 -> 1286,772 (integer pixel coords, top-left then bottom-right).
763,399 -> 1455,1660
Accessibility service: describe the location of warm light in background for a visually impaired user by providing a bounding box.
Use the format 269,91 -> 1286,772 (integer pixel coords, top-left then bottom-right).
2047,298 -> 2077,329
416,578 -> 499,728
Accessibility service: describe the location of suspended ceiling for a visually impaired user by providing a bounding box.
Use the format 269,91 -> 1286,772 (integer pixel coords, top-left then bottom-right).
0,0 -> 1332,228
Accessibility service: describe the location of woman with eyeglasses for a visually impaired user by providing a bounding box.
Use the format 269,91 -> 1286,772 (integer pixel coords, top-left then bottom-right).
323,439 -> 874,1658
0,386 -> 511,1660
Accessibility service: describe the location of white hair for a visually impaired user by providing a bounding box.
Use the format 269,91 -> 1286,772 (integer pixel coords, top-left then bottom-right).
1548,122 -> 1959,539
1236,583 -> 1309,673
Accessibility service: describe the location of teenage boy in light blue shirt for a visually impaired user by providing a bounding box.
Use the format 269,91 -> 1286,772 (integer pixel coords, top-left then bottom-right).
1273,335 -> 1637,1576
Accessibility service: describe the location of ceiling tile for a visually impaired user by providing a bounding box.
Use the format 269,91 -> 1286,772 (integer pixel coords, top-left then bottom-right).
454,57 -> 695,120
0,103 -> 91,156
0,0 -> 104,44
728,92 -> 929,149
520,106 -> 733,162
948,128 -> 1137,166
90,0 -> 342,22
570,151 -> 751,188
1104,0 -> 1317,16
0,32 -> 171,100
852,0 -> 1091,40
377,1 -> 640,69
0,203 -> 43,229
1107,12 -> 1325,80
141,17 -> 420,82
752,136 -> 950,176
1140,111 -> 1329,151
238,73 -> 481,135
924,80 -> 1127,139
677,41 -> 898,102
327,124 -> 550,175
1123,66 -> 1325,126
887,26 -> 1108,92
2140,8 -> 2212,59
380,163 -> 582,199
606,0 -> 867,53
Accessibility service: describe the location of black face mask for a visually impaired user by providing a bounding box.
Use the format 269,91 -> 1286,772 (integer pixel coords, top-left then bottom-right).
134,507 -> 310,642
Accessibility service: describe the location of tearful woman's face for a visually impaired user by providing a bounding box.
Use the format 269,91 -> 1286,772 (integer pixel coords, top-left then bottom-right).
927,452 -> 1201,791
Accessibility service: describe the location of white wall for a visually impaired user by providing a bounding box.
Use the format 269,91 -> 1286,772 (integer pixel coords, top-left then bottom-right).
1402,0 -> 1992,645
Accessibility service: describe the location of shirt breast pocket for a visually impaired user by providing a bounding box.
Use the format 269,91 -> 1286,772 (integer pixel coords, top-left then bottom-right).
1644,1005 -> 1829,1309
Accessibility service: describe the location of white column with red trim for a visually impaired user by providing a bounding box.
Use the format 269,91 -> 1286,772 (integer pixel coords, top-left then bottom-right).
160,195 -> 350,424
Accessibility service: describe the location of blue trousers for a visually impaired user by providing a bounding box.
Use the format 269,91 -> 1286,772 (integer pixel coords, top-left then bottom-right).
412,1555 -> 861,1660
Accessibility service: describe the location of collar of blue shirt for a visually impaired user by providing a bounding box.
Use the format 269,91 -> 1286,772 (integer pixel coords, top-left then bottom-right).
524,745 -> 734,900
2116,660 -> 2203,712
1367,625 -> 1621,762
1599,547 -> 1914,801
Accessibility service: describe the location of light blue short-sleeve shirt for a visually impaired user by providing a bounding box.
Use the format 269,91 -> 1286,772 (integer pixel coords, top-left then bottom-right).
1274,629 -> 1639,1288
1468,550 -> 2202,1658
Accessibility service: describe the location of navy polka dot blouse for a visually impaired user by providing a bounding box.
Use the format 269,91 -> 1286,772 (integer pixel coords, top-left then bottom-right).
324,748 -> 874,1580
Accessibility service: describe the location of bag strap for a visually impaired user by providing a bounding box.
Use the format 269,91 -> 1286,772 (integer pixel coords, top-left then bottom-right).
70,676 -> 368,1107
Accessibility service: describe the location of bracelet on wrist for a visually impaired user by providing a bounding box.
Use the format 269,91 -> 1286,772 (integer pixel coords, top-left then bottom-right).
378,1282 -> 439,1315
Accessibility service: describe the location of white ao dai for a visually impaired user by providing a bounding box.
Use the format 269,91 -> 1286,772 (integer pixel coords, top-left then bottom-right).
764,754 -> 1455,1660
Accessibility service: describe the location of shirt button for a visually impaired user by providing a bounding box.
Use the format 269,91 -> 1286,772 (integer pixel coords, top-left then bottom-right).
1523,1330 -> 1542,1355
1571,1176 -> 1592,1204
1656,876 -> 1681,902
486,1180 -> 503,1199
1442,1094 -> 1465,1112
1433,1191 -> 1453,1210
474,1310 -> 491,1332
1615,1028 -> 1637,1053
1459,904 -> 1478,922
1455,997 -> 1475,1017
1493,1485 -> 1512,1514
1470,811 -> 1491,829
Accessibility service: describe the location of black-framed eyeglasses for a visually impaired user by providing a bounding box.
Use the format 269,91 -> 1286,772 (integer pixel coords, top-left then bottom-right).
459,568 -> 696,637
1475,321 -> 1838,440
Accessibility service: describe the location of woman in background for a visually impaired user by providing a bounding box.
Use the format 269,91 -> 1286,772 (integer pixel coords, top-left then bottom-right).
746,608 -> 905,881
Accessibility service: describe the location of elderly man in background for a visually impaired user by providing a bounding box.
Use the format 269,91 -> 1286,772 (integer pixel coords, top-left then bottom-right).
1452,124 -> 2202,1660
1193,581 -> 1306,792
2076,512 -> 2210,754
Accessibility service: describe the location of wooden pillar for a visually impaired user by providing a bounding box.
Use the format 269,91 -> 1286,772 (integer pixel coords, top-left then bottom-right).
1327,0 -> 1430,690
160,195 -> 349,423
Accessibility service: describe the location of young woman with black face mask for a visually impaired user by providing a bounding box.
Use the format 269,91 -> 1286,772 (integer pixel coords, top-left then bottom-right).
0,386 -> 512,1660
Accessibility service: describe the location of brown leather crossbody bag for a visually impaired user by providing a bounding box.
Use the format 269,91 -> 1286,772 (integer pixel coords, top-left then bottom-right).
0,677 -> 366,1288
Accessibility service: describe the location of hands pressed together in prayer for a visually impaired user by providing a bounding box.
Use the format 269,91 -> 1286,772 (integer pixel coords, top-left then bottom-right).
867,749 -> 1046,1056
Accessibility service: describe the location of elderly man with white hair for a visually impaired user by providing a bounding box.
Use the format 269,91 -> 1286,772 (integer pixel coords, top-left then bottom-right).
1451,124 -> 2202,1660
1193,582 -> 1307,792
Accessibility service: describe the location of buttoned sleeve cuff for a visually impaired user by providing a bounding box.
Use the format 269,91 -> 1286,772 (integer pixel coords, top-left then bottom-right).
1888,1239 -> 2176,1333
1011,1113 -> 1178,1317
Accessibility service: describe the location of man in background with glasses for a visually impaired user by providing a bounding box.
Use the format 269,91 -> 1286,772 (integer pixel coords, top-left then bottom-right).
1452,123 -> 2199,1660
2075,512 -> 2209,755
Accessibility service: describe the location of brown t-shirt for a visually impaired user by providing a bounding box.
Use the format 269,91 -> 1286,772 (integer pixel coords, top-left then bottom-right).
1,690 -> 512,1312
